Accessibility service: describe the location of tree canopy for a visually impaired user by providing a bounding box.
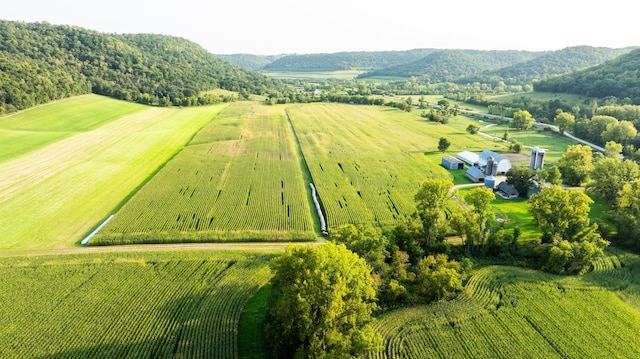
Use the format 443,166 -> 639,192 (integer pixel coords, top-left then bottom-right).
266,243 -> 379,359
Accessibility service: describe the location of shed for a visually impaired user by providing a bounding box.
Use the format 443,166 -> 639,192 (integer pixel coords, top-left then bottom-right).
442,156 -> 465,170
466,166 -> 485,182
485,175 -> 497,189
478,150 -> 511,175
456,151 -> 479,166
497,181 -> 519,199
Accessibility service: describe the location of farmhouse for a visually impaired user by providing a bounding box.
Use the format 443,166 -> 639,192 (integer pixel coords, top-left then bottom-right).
478,150 -> 511,175
456,151 -> 479,166
441,156 -> 465,170
497,181 -> 519,199
466,166 -> 485,182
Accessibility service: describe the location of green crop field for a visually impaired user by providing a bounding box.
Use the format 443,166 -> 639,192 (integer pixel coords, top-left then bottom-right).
0,250 -> 275,358
286,103 -> 510,229
366,250 -> 640,358
93,102 -> 316,244
0,95 -> 146,163
0,101 -> 226,250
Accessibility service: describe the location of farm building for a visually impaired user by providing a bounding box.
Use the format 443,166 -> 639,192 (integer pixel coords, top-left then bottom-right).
530,147 -> 546,170
442,156 -> 465,170
466,166 -> 485,182
497,181 -> 519,199
456,151 -> 479,166
478,150 -> 511,175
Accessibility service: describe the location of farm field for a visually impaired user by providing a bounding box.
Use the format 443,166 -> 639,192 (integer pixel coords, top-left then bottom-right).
0,101 -> 226,250
0,94 -> 146,163
93,102 -> 316,244
366,250 -> 640,359
0,250 -> 275,359
286,103 -> 510,229
260,69 -> 364,80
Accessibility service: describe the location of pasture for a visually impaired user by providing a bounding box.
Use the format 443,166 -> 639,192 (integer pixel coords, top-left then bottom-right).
93,102 -> 316,244
0,102 -> 226,250
366,250 -> 640,359
260,69 -> 364,80
0,94 -> 146,163
0,250 -> 275,359
287,103 -> 510,229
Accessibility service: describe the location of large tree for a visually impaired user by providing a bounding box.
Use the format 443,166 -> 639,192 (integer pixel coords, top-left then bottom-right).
558,144 -> 594,186
266,243 -> 379,358
511,110 -> 535,130
589,157 -> 640,204
464,186 -> 496,247
554,111 -> 575,134
506,166 -> 536,197
414,179 -> 453,247
529,186 -> 593,240
602,120 -> 638,145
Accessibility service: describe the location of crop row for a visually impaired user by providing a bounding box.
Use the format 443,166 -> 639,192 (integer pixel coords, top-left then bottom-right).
0,251 -> 273,358
366,264 -> 640,358
286,103 -> 455,230
93,103 -> 315,244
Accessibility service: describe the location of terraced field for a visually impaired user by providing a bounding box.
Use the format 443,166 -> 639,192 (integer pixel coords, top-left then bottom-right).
0,99 -> 226,249
93,102 -> 315,244
366,252 -> 640,359
0,250 -> 274,359
287,103 -> 510,229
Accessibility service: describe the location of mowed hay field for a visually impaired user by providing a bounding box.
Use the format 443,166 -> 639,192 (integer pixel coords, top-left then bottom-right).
287,103 -> 510,229
366,251 -> 640,359
0,97 -> 227,250
0,250 -> 274,359
93,102 -> 316,244
0,95 -> 147,163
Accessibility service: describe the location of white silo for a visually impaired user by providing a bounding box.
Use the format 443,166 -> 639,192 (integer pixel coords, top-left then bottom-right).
530,147 -> 546,170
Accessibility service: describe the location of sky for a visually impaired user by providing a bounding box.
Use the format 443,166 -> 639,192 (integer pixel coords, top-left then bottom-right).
2,0 -> 638,55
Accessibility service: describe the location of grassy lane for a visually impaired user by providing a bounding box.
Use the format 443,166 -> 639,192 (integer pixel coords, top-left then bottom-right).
0,94 -> 146,163
0,103 -> 226,250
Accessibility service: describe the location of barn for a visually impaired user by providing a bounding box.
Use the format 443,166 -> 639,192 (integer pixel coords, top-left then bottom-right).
442,156 -> 465,170
497,181 -> 519,199
456,151 -> 479,166
478,150 -> 511,175
466,166 -> 485,182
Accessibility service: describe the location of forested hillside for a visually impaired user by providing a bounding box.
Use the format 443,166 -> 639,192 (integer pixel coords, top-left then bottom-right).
358,49 -> 543,81
214,53 -> 284,70
534,48 -> 640,102
0,20 -> 283,114
261,49 -> 437,72
460,46 -> 635,87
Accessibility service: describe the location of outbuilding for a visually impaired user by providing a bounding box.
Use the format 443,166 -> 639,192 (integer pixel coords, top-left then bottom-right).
497,181 -> 519,199
466,166 -> 485,182
456,151 -> 479,166
442,156 -> 465,170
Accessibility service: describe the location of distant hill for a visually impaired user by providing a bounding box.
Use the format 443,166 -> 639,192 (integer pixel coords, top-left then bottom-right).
260,49 -> 437,72
214,53 -> 285,70
357,49 -> 543,81
534,48 -> 640,101
0,20 -> 283,114
460,46 -> 635,87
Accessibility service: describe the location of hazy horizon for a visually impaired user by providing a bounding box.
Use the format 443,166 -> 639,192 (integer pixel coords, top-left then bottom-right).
2,0 -> 638,56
